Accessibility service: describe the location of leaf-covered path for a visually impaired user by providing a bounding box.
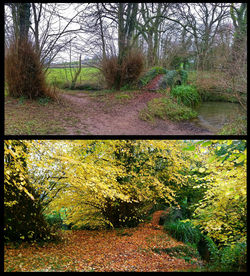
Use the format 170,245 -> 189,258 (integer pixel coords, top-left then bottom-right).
4,222 -> 203,272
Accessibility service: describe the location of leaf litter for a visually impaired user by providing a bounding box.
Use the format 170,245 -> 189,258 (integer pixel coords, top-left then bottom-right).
4,222 -> 203,272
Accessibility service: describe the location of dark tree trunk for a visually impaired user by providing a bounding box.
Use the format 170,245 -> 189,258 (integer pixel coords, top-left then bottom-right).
11,3 -> 31,41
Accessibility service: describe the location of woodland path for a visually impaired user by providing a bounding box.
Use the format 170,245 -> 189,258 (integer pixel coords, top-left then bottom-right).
60,75 -> 211,135
4,212 -> 203,272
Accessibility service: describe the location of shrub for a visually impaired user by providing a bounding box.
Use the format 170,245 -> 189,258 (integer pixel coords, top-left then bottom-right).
101,56 -> 119,89
4,184 -> 59,242
123,49 -> 144,85
45,211 -> 63,229
5,39 -> 57,100
164,220 -> 202,245
219,115 -> 247,135
178,69 -> 188,84
219,241 -> 247,272
201,238 -> 247,272
139,69 -> 187,89
150,66 -> 167,74
101,49 -> 144,90
171,85 -> 200,107
74,82 -> 102,90
138,70 -> 157,87
163,207 -> 184,223
197,234 -> 218,262
163,70 -> 179,87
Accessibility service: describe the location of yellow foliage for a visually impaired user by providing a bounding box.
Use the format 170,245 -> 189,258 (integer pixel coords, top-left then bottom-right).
27,140 -> 190,228
193,143 -> 247,245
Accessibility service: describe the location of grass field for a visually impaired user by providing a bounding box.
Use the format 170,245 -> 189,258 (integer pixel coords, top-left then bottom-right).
45,67 -> 101,88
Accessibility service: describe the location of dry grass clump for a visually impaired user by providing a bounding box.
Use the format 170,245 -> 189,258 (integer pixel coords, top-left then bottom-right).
5,39 -> 58,100
101,49 -> 144,90
101,56 -> 119,89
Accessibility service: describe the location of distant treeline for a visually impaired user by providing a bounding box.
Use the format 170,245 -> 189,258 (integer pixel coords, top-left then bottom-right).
48,64 -> 93,69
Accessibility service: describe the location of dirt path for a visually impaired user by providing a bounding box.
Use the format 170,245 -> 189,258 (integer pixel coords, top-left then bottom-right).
4,74 -> 212,135
60,90 -> 211,135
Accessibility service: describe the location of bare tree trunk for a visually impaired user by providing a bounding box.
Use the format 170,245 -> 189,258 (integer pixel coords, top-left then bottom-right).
10,3 -> 31,44
97,3 -> 107,61
70,55 -> 82,90
115,3 -> 139,90
31,3 -> 42,56
230,3 -> 247,64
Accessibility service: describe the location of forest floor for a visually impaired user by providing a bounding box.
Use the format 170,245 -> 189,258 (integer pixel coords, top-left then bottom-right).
4,219 -> 204,272
5,84 -> 211,135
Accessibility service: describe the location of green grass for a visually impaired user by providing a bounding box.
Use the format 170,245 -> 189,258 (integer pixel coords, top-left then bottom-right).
171,85 -> 200,107
139,96 -> 198,122
163,220 -> 201,245
45,67 -> 100,88
4,96 -> 75,135
114,92 -> 132,102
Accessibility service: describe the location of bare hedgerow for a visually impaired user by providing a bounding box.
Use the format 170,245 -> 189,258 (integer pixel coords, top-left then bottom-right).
101,49 -> 144,90
5,39 -> 58,100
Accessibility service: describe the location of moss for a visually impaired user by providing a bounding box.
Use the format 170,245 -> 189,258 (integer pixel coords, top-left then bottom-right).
138,67 -> 167,87
150,66 -> 167,74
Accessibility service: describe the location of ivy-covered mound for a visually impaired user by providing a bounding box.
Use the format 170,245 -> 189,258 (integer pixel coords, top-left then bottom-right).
138,66 -> 167,87
139,67 -> 188,90
159,69 -> 188,89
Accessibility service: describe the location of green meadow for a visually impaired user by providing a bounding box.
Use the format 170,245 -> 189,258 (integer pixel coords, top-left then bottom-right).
45,67 -> 100,88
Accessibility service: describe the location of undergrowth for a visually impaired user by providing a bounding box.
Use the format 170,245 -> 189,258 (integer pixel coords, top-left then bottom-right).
163,219 -> 247,272
218,115 -> 247,135
139,97 -> 198,122
171,85 -> 200,107
164,220 -> 201,245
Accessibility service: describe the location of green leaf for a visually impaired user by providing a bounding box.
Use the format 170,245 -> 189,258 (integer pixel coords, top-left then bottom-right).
208,156 -> 216,163
183,145 -> 195,151
236,154 -> 245,163
201,141 -> 212,147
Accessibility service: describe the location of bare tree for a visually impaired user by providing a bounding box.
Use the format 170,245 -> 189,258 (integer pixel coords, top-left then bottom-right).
230,3 -> 247,63
160,3 -> 230,71
7,3 -> 31,42
136,3 -> 172,67
29,3 -> 83,68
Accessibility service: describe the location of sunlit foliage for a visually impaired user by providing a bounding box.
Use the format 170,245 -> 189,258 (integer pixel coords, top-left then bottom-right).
4,139 -> 246,248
